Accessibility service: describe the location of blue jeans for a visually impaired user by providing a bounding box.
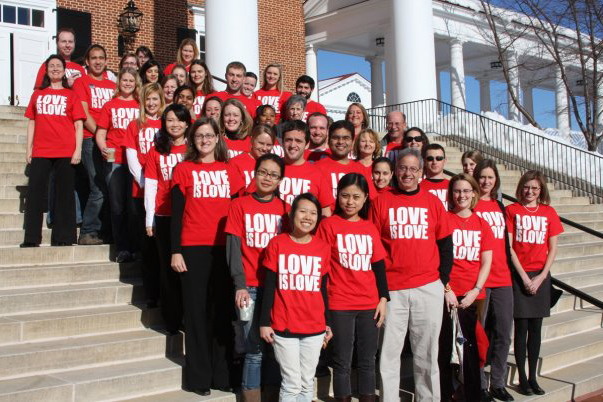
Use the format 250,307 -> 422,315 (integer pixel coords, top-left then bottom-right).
80,138 -> 105,235
242,286 -> 263,390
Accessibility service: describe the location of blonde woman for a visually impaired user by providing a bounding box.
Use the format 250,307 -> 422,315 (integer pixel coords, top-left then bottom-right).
254,63 -> 292,121
345,102 -> 369,137
164,38 -> 199,75
353,128 -> 381,168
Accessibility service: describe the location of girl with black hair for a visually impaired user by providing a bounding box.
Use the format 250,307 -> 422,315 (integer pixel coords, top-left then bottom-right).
371,156 -> 395,194
144,103 -> 191,333
174,84 -> 196,120
260,192 -> 332,402
189,60 -> 215,116
201,96 -> 223,123
140,59 -> 164,85
22,54 -> 86,247
316,173 -> 389,402
225,153 -> 287,401
255,104 -> 277,128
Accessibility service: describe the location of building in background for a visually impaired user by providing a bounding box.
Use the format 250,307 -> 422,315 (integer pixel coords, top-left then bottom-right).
318,72 -> 382,121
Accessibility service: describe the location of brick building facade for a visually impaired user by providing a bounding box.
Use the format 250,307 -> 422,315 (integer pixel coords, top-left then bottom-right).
56,0 -> 305,92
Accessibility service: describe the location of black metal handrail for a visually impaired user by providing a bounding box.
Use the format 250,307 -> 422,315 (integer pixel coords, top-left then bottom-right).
368,99 -> 603,203
212,75 -> 227,84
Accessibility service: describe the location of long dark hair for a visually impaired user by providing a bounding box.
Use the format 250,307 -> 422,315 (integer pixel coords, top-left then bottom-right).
289,193 -> 322,234
473,159 -> 501,201
254,153 -> 285,197
333,173 -> 370,220
189,59 -> 215,94
185,117 -> 228,162
41,54 -> 69,89
140,59 -> 165,85
156,104 -> 191,155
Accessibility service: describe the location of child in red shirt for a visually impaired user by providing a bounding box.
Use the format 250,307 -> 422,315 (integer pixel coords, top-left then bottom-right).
260,193 -> 332,401
316,173 -> 389,400
22,55 -> 86,247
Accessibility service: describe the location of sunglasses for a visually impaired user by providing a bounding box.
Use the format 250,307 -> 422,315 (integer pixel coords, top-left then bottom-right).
425,156 -> 445,162
404,135 -> 423,143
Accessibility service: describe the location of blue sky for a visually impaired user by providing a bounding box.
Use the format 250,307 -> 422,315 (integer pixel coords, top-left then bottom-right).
318,49 -> 573,130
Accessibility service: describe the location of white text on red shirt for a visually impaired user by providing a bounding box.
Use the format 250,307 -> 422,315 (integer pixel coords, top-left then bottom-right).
452,229 -> 482,261
388,207 -> 429,240
36,95 -> 67,116
337,234 -> 373,271
192,170 -> 230,198
244,213 -> 282,247
278,254 -> 322,291
515,215 -> 548,244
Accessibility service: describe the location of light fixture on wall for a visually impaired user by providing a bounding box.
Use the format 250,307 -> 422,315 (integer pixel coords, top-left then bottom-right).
376,37 -> 384,47
576,79 -> 585,86
117,0 -> 143,56
490,61 -> 503,69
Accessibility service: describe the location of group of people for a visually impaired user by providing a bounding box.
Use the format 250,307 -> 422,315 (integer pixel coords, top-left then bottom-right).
22,30 -> 563,402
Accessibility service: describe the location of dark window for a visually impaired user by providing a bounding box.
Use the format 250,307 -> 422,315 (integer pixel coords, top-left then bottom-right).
177,27 -> 197,48
3,5 -> 16,23
347,92 -> 361,103
17,7 -> 29,25
32,9 -> 44,27
199,35 -> 205,61
56,8 -> 91,63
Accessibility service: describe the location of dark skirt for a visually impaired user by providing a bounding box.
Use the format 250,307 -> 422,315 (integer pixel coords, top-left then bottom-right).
512,270 -> 551,319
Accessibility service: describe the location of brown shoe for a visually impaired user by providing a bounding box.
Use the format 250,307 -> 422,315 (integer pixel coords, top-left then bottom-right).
358,395 -> 377,402
78,233 -> 104,245
241,388 -> 261,402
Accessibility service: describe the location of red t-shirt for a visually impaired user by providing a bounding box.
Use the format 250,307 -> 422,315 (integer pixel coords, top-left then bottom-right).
164,63 -> 190,75
25,88 -> 87,158
230,152 -> 257,189
34,61 -> 86,89
475,199 -> 512,287
377,186 -> 393,194
370,187 -> 452,290
225,136 -> 251,159
304,148 -> 331,163
96,98 -> 140,164
421,178 -> 450,210
72,75 -> 116,138
171,160 -> 243,246
263,234 -> 331,334
316,215 -> 387,310
302,100 -> 327,122
124,118 -> 161,197
193,90 -> 206,117
225,195 -> 287,287
315,157 -> 378,201
448,212 -> 494,299
212,91 -> 261,118
255,89 -> 292,121
382,141 -> 404,164
506,203 -> 564,272
144,143 -> 186,216
277,162 -> 334,208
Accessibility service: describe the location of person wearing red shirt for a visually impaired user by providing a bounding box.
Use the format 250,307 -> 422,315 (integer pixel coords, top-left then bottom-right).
439,174 -> 493,402
507,171 -> 563,396
462,149 -> 484,176
370,147 -> 453,402
189,60 -> 215,117
255,64 -> 292,122
315,120 -> 377,206
303,112 -> 331,163
212,61 -> 261,118
135,45 -> 154,70
220,99 -> 253,159
164,38 -> 198,75
255,104 -> 276,128
345,103 -> 368,138
22,54 -> 86,247
260,193 -> 332,402
291,75 -> 326,122
144,104 -> 190,334
380,111 -> 406,165
124,83 -> 165,307
274,95 -> 307,141
225,153 -> 287,400
174,84 -> 196,120
353,128 -> 381,169
473,159 -> 515,402
72,44 -> 116,245
316,173 -> 389,401
170,117 -> 243,395
34,28 -> 85,89
242,72 -> 258,99
421,144 -> 450,209
230,124 -> 276,189
371,157 -> 395,194
171,65 -> 189,87
96,68 -> 141,263
161,75 -> 178,105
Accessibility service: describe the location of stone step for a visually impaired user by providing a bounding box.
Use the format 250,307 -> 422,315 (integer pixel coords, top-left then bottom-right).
0,173 -> 28,187
0,142 -> 26,153
557,231 -> 603,244
0,198 -> 23,213
0,261 -> 139,289
0,357 -> 184,402
552,283 -> 603,313
0,162 -> 28,174
555,204 -> 603,213
0,329 -> 182,380
563,221 -> 603,232
0,119 -> 28,128
0,304 -> 160,345
553,253 -> 603,274
555,269 -> 603,289
0,153 -> 25,162
0,244 -> 111,267
0,185 -> 25,200
0,228 -> 50,246
0,134 -> 26,144
542,309 -> 603,341
556,241 -> 603,258
0,280 -> 143,316
120,388 -> 237,402
0,212 -> 38,229
535,354 -> 603,401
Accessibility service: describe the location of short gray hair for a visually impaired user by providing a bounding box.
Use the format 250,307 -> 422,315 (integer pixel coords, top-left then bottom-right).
285,94 -> 307,110
396,147 -> 423,170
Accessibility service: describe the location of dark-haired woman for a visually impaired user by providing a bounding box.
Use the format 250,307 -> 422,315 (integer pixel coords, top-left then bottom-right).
507,171 -> 563,396
140,59 -> 164,85
189,60 -> 215,117
170,117 -> 244,395
144,103 -> 190,333
136,46 -> 154,69
221,98 -> 253,159
402,127 -> 429,153
255,104 -> 277,128
174,84 -> 196,120
225,153 -> 287,401
260,193 -> 332,402
473,160 -> 515,401
316,173 -> 389,402
201,96 -> 223,124
371,157 -> 394,194
230,124 -> 277,190
22,54 -> 86,247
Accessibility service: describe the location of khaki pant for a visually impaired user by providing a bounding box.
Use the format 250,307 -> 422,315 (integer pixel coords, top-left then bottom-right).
379,280 -> 444,402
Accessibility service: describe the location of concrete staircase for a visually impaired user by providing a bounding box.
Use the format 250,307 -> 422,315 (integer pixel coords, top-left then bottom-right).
0,106 -> 235,401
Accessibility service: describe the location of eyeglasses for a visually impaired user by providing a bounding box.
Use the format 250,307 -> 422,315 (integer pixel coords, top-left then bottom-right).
425,156 -> 445,162
453,189 -> 474,195
397,166 -> 420,174
404,136 -> 423,143
523,185 -> 541,192
256,169 -> 281,180
194,133 -> 217,141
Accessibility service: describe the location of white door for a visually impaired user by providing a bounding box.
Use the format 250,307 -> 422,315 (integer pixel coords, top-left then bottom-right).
0,32 -> 10,106
13,31 -> 50,107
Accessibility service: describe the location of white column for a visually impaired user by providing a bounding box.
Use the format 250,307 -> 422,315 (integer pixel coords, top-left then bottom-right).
305,45 -> 319,101
479,78 -> 490,113
384,29 -> 396,105
366,56 -> 384,107
555,67 -> 570,137
523,85 -> 534,119
506,51 -> 521,121
205,0 -> 259,90
391,0 -> 437,104
450,39 -> 466,109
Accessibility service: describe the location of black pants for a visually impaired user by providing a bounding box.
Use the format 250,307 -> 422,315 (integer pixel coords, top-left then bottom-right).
330,309 -> 379,397
133,198 -> 160,303
181,245 -> 235,390
154,215 -> 183,332
103,162 -> 134,253
24,157 -> 76,245
438,303 -> 481,402
514,317 -> 543,384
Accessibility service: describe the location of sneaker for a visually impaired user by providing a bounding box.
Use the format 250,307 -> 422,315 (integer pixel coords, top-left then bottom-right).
78,234 -> 104,246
